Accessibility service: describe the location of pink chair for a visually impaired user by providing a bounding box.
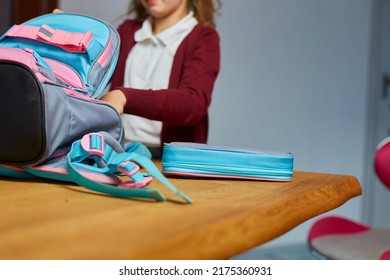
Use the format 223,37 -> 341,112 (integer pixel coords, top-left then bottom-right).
307,137 -> 390,260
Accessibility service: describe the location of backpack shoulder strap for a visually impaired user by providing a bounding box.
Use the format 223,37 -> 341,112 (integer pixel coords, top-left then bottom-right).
67,132 -> 193,203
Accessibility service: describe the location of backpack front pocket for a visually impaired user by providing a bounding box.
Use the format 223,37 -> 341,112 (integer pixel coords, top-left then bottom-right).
0,61 -> 46,164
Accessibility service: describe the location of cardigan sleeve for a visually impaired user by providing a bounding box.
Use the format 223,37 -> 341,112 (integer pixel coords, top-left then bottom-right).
118,25 -> 220,126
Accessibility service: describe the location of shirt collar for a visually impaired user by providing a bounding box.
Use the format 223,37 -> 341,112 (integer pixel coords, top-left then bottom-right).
134,11 -> 197,46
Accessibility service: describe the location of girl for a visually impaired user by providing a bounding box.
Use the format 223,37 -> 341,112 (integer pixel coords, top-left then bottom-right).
101,0 -> 221,158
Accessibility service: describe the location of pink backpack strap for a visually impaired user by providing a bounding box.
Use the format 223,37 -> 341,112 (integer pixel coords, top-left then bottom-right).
6,24 -> 93,53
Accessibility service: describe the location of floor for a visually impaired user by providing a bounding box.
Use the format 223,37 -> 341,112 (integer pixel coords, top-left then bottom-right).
231,243 -> 318,260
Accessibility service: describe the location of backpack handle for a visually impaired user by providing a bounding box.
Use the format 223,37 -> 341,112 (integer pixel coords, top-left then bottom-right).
6,24 -> 94,53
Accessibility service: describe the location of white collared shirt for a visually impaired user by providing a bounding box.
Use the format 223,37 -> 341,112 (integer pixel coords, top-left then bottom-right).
122,11 -> 198,147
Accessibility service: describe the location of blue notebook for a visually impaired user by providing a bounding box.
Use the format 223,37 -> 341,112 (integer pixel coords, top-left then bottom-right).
162,142 -> 294,181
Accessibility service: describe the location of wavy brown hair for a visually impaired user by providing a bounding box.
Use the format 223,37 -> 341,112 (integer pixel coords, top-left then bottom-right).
127,0 -> 222,28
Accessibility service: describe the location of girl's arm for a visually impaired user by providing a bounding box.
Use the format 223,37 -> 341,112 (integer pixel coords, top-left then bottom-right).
107,25 -> 220,126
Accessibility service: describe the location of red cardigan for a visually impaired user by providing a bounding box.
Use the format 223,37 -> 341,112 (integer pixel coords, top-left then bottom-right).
110,19 -> 220,146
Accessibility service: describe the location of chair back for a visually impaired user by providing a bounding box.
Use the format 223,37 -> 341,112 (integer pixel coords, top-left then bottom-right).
374,136 -> 390,190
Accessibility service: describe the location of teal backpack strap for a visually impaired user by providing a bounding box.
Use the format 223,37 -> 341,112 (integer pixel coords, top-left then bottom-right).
67,132 -> 192,203
129,153 -> 193,204
0,165 -> 37,179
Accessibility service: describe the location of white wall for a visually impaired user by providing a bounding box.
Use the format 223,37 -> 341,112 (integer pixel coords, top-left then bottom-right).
209,0 -> 372,250
59,0 -> 373,250
59,0 -> 129,27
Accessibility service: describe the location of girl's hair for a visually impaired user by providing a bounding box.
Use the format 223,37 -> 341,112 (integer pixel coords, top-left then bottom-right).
127,0 -> 222,28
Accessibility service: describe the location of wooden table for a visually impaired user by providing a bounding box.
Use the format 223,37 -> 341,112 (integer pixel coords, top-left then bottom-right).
0,161 -> 362,260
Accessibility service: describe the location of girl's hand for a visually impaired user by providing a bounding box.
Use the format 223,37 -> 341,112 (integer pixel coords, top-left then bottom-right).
100,90 -> 127,115
53,9 -> 63,13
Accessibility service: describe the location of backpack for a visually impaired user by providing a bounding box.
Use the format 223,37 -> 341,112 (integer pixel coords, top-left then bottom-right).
0,13 -> 192,203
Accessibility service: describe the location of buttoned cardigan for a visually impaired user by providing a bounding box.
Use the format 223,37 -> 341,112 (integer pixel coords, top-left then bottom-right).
110,19 -> 220,147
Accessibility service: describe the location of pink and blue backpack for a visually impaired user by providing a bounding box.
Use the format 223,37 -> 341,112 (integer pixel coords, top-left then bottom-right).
0,13 -> 192,203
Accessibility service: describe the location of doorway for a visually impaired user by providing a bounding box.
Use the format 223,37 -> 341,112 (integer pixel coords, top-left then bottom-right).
363,0 -> 390,227
0,0 -> 58,34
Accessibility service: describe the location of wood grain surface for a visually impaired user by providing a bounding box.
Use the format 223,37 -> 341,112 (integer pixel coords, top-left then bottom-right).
0,162 -> 362,260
